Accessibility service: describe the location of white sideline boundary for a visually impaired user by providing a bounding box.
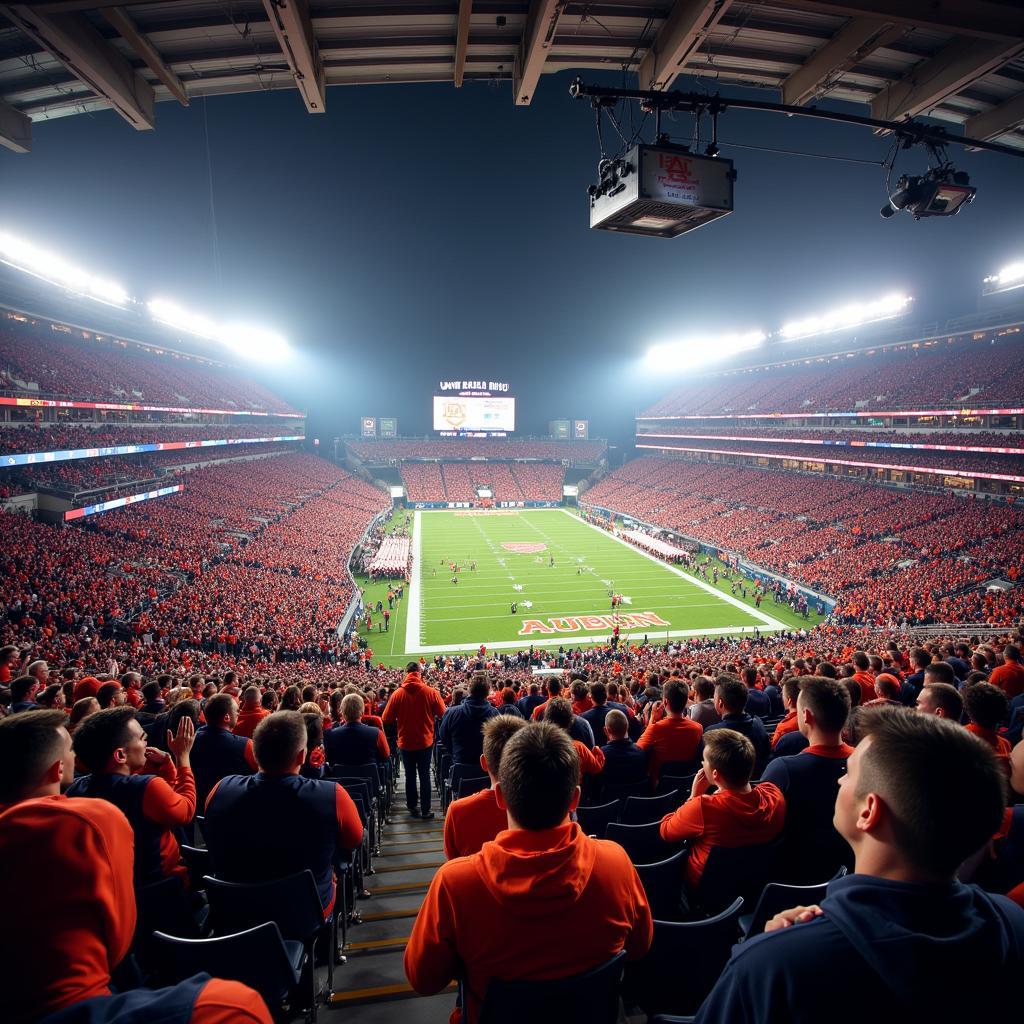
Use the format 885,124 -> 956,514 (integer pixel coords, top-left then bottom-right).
402,507 -> 789,655
404,510 -> 423,653
568,508 -> 788,632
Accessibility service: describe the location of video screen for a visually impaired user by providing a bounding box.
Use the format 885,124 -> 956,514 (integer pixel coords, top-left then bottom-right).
433,395 -> 515,434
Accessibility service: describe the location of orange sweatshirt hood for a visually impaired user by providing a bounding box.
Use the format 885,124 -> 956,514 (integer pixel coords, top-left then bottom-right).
474,822 -> 597,917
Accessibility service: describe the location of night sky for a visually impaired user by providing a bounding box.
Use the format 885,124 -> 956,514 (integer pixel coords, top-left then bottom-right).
2,69 -> 1023,447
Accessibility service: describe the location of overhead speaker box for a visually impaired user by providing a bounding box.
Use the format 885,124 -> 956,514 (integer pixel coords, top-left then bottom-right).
589,145 -> 735,238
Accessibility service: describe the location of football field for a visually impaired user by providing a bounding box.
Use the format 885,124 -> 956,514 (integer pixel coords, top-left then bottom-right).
399,508 -> 791,656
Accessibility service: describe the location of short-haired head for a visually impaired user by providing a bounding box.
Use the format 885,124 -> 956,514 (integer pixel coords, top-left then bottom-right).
703,728 -> 755,788
482,715 -> 527,777
714,675 -> 747,714
252,711 -> 307,774
0,710 -> 71,803
847,706 -> 1006,876
497,722 -> 579,830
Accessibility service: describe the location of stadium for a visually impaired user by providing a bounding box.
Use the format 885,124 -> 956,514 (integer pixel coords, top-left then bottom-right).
1,2 -> 1024,1022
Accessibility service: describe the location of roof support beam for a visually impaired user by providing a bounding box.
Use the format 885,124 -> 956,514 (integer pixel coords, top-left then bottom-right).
781,17 -> 904,106
102,6 -> 188,107
454,0 -> 472,88
0,96 -> 31,153
871,35 -> 1024,125
513,0 -> 564,106
261,0 -> 326,113
965,91 -> 1024,145
747,1 -> 1024,42
1,4 -> 154,129
638,0 -> 733,92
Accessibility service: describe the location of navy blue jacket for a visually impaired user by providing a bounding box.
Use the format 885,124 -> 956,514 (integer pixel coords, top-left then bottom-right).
516,694 -> 546,718
581,701 -> 642,744
41,975 -> 209,1024
204,773 -> 344,910
191,725 -> 254,810
438,698 -> 500,766
702,713 -> 771,773
760,747 -> 854,881
325,720 -> 386,765
599,738 -> 649,787
744,688 -> 772,720
772,730 -> 810,758
66,773 -> 163,886
695,874 -> 1024,1023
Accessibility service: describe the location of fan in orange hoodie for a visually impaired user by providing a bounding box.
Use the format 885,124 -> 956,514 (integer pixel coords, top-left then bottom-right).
406,722 -> 652,1024
0,710 -> 271,1024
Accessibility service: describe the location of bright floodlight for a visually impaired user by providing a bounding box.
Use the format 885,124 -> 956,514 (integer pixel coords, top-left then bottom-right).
147,298 -> 218,338
647,330 -> 765,371
779,292 -> 911,341
219,324 -> 290,362
983,261 -> 1024,296
0,230 -> 128,307
148,299 -> 289,362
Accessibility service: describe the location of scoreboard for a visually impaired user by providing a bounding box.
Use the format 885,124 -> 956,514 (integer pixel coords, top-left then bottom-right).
433,380 -> 514,437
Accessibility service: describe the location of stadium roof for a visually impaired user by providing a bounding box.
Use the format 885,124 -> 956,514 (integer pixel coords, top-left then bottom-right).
1,1 -> 1023,155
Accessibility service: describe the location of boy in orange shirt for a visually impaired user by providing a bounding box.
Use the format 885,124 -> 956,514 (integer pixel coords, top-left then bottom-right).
444,716 -> 526,859
660,728 -> 786,891
406,722 -> 652,1024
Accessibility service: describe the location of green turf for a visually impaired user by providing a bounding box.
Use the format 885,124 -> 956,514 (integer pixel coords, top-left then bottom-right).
352,508 -> 820,662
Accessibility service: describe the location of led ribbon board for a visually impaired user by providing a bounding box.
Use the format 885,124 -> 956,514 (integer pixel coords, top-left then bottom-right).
64,484 -> 183,521
4,435 -> 305,468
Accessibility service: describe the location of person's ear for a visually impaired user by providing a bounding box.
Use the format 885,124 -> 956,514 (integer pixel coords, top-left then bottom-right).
858,792 -> 883,835
113,746 -> 128,765
44,758 -> 63,786
568,785 -> 581,814
479,753 -> 488,774
494,782 -> 508,811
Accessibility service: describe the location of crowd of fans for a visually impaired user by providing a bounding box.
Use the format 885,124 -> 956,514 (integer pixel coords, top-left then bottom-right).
1,454 -> 389,679
400,460 -> 566,502
642,329 -> 1024,417
586,458 -> 1024,625
0,323 -> 297,413
1,625 -> 1022,1021
349,438 -> 606,461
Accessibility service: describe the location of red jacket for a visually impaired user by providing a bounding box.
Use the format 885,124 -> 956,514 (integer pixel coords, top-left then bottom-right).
405,822 -> 653,1023
382,673 -> 447,751
771,710 -> 800,749
0,795 -> 136,1022
636,716 -> 702,783
660,783 -> 786,889
990,661 -> 1024,700
233,708 -> 269,739
443,786 -> 507,860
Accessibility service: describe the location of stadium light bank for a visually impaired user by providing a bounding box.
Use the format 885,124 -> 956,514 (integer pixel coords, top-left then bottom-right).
0,230 -> 128,308
983,262 -> 1024,297
645,291 -> 912,369
147,298 -> 290,363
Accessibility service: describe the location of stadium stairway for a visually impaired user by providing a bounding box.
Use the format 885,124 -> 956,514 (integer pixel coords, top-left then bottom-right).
325,770 -> 454,1023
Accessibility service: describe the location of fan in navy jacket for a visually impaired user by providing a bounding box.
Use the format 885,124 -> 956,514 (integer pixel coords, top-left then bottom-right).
599,710 -> 649,787
700,676 -> 771,774
324,693 -> 390,766
695,707 -> 1024,1024
438,675 -> 500,766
